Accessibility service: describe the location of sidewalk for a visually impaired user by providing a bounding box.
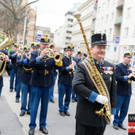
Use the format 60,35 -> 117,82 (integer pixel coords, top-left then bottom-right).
0,96 -> 25,135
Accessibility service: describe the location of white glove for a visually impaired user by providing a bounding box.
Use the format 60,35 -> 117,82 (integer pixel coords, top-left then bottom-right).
95,95 -> 108,105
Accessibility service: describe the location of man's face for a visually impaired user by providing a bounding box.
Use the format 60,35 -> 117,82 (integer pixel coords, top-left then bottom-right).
91,45 -> 106,61
40,43 -> 49,50
14,47 -> 19,51
78,54 -> 82,59
67,50 -> 74,57
30,47 -> 37,52
123,57 -> 132,65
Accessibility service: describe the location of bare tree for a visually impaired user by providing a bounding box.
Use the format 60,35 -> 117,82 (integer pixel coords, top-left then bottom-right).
0,0 -> 38,41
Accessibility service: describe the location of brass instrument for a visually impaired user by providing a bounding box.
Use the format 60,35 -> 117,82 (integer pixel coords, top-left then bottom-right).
41,48 -> 62,63
17,47 -> 24,59
74,12 -> 111,124
0,33 -> 13,76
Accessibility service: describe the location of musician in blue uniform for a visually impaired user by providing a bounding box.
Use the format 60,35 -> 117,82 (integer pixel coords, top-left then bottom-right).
113,51 -> 135,130
0,49 -> 11,96
17,46 -> 33,116
58,44 -> 77,116
28,35 -> 62,135
49,43 -> 57,103
9,43 -> 19,92
72,50 -> 83,102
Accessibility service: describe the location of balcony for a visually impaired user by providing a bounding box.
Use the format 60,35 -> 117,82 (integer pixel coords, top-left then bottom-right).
117,0 -> 124,9
115,16 -> 122,25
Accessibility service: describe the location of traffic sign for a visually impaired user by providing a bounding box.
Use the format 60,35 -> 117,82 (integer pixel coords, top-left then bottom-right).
115,36 -> 120,44
37,34 -> 42,42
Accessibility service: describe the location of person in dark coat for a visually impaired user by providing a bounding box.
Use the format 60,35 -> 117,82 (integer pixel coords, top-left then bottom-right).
9,43 -> 19,92
72,50 -> 83,102
113,51 -> 135,130
0,49 -> 11,96
58,44 -> 77,117
72,33 -> 116,135
28,35 -> 62,135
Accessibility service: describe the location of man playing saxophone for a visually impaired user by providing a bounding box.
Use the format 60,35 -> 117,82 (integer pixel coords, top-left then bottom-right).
72,33 -> 116,135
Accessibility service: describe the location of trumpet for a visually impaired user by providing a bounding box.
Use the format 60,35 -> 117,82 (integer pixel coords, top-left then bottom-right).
41,48 -> 63,63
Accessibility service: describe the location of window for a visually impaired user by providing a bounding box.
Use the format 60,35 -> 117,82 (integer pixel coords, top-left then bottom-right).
67,24 -> 72,28
101,17 -> 103,24
106,15 -> 108,23
66,31 -> 72,34
124,27 -> 128,36
66,37 -> 71,40
111,12 -> 114,21
68,19 -> 73,22
126,7 -> 131,18
109,28 -> 112,36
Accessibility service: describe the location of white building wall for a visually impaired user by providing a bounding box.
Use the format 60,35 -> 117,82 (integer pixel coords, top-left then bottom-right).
72,0 -> 94,53
94,0 -> 118,62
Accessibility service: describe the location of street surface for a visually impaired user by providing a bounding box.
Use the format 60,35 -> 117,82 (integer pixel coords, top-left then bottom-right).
0,73 -> 135,135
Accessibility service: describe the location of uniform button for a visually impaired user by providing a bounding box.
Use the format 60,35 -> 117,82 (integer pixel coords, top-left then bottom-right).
86,97 -> 88,99
45,65 -> 47,67
45,61 -> 46,62
101,73 -> 103,75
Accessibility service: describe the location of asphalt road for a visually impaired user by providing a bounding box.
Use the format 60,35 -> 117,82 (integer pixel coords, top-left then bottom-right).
1,74 -> 135,135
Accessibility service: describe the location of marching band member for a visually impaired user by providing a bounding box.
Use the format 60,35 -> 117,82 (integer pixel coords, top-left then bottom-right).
9,43 -> 19,92
28,35 -> 62,135
113,51 -> 135,130
58,44 -> 77,116
72,50 -> 83,103
49,43 -> 57,103
72,34 -> 116,135
0,49 -> 11,96
17,46 -> 33,116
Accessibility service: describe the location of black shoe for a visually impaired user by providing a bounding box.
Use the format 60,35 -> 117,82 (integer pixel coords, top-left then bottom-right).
15,99 -> 19,103
50,99 -> 55,103
20,111 -> 25,116
72,100 -> 75,103
64,111 -> 70,116
113,125 -> 119,130
39,128 -> 48,134
9,89 -> 13,92
28,129 -> 34,135
59,111 -> 65,116
27,112 -> 30,115
118,125 -> 127,130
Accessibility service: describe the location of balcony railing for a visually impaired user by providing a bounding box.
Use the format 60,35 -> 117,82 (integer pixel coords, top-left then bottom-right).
115,16 -> 122,25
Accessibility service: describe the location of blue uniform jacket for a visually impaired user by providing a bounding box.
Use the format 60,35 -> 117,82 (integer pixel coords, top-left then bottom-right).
58,56 -> 77,86
17,54 -> 32,85
29,50 -> 58,88
115,63 -> 135,96
9,50 -> 18,69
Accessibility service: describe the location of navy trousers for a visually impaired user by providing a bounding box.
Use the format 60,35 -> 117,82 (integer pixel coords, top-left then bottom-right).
113,94 -> 131,126
29,86 -> 50,129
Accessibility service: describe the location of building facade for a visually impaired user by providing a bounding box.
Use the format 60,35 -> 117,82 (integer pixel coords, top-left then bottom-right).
72,0 -> 94,54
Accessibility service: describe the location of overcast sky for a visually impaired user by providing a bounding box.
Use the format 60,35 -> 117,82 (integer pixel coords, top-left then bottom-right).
30,0 -> 87,32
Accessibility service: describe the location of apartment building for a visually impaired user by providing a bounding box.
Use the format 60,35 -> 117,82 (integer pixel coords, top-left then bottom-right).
72,0 -> 94,53
54,3 -> 81,51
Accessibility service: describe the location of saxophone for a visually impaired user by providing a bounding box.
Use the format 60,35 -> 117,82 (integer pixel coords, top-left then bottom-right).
74,12 -> 111,124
